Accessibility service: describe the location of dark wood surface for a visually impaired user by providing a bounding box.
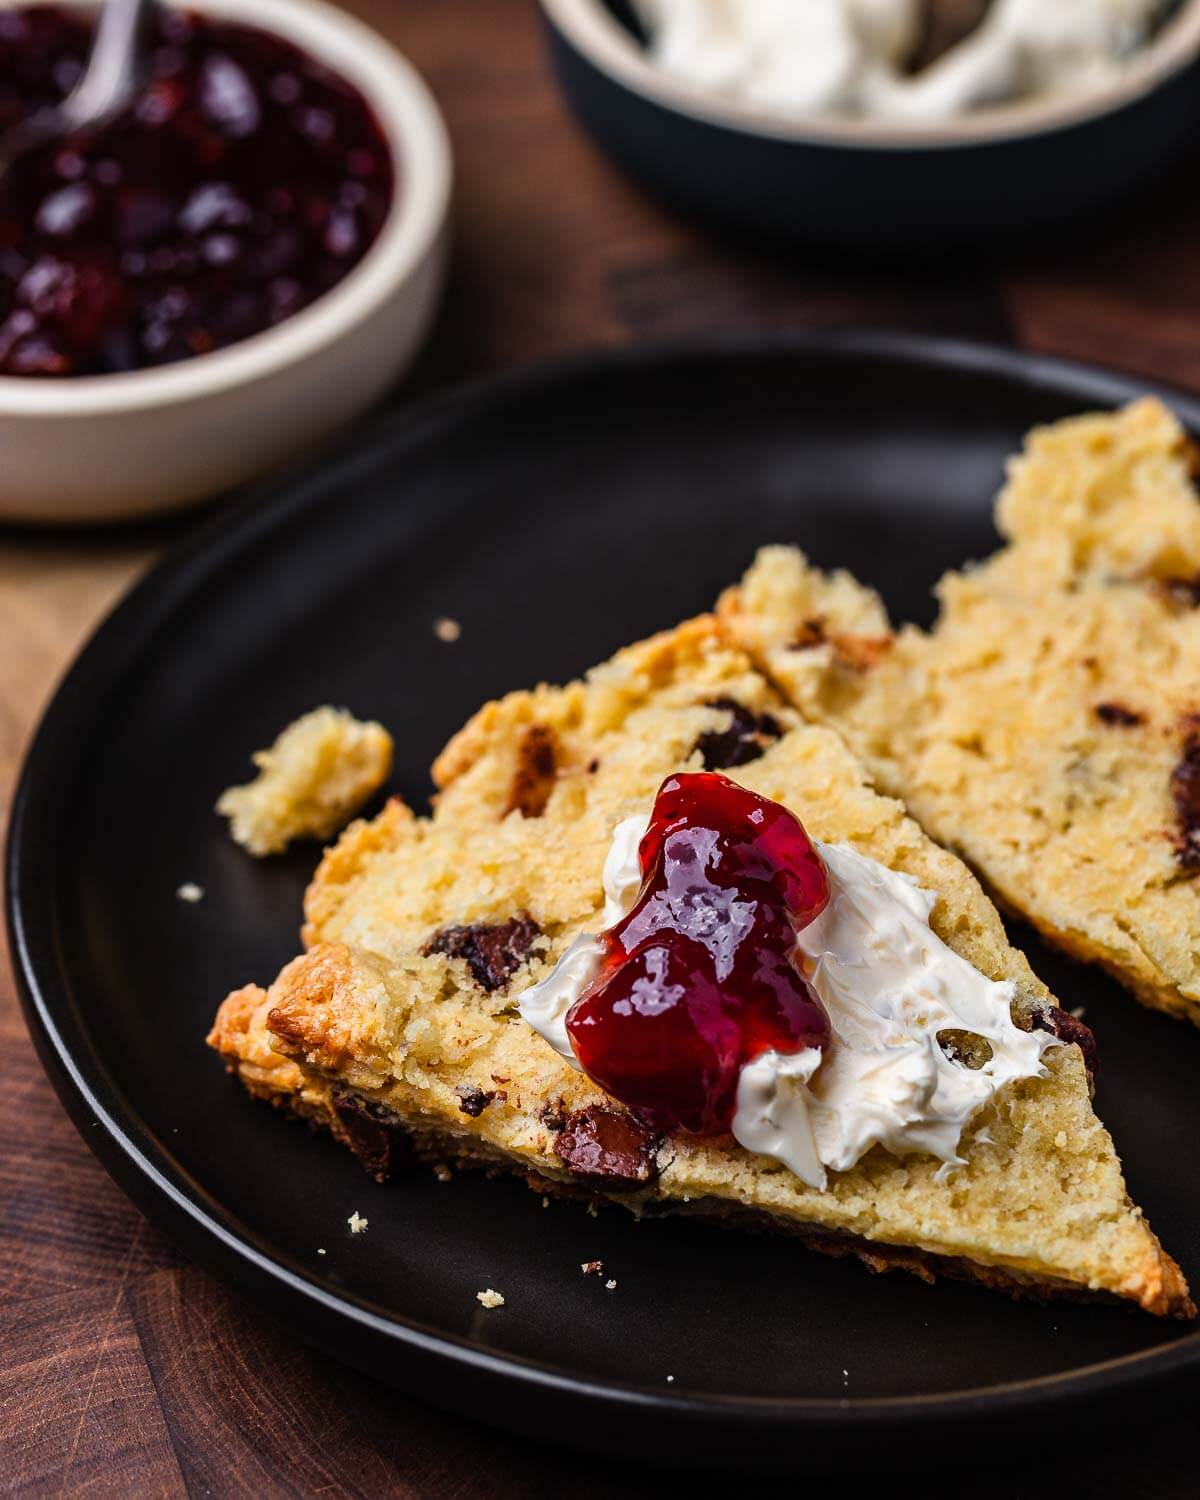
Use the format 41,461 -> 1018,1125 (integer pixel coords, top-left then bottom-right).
5,2 -> 1200,1494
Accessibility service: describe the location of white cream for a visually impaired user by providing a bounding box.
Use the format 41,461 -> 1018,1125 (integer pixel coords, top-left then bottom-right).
734,840 -> 1053,1187
633,0 -> 1166,120
517,815 -> 647,1063
866,0 -> 1167,120
516,813 -> 1054,1189
633,0 -> 922,115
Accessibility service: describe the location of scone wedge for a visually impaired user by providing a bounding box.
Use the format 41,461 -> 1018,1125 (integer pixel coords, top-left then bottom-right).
720,398 -> 1200,1027
209,617 -> 1191,1316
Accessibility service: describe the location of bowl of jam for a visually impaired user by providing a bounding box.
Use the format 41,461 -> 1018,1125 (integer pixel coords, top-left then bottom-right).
0,0 -> 451,521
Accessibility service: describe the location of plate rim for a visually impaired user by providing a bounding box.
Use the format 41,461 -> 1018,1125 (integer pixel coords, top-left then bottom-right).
11,330 -> 1200,1453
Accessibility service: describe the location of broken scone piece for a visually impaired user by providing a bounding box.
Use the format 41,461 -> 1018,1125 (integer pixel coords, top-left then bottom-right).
209,618 -> 1189,1315
217,706 -> 392,857
720,398 -> 1200,1027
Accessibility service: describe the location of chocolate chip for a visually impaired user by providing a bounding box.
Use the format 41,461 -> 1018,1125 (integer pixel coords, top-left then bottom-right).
1160,576 -> 1200,609
455,1083 -> 502,1117
1095,702 -> 1145,727
695,697 -> 783,771
539,1100 -> 568,1132
789,617 -> 827,650
1172,717 -> 1200,871
425,913 -> 541,992
331,1091 -> 413,1183
1028,1007 -> 1100,1079
506,724 -> 559,818
555,1105 -> 660,1189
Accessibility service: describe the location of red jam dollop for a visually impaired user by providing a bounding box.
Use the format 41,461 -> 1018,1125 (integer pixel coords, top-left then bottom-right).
0,6 -> 393,376
565,772 -> 831,1136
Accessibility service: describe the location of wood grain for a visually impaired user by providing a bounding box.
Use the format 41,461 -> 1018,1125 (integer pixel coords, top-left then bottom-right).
5,1 -> 1200,1494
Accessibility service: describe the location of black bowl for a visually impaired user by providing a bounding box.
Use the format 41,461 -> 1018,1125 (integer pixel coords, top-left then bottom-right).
540,0 -> 1200,254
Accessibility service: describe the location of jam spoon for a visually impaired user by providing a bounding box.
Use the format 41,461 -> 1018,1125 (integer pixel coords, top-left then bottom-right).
0,0 -> 155,175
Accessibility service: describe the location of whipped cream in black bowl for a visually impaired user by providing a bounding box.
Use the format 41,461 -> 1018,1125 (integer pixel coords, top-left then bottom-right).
539,0 -> 1200,254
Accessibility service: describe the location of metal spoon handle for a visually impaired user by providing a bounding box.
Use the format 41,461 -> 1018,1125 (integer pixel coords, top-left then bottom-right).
0,0 -> 155,174
60,0 -> 156,131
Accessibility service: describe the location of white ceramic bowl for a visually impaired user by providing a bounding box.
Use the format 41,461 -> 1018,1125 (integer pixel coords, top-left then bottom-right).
0,0 -> 452,523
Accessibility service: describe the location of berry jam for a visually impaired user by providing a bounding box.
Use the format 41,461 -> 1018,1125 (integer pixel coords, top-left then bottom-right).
0,6 -> 393,376
566,773 -> 831,1136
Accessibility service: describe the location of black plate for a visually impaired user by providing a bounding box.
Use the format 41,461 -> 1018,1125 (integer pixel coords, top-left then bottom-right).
11,335 -> 1200,1466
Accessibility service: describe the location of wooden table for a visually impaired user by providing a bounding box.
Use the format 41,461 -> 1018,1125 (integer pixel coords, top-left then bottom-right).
4,3 -> 1200,1493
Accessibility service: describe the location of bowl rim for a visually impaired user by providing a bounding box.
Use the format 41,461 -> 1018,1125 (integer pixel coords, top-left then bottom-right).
0,0 -> 452,416
541,0 -> 1200,151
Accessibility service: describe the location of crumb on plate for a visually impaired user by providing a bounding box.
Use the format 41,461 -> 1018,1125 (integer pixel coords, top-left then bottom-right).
434,616 -> 462,643
347,1211 -> 368,1234
476,1288 -> 505,1309
176,882 -> 204,903
217,706 -> 392,857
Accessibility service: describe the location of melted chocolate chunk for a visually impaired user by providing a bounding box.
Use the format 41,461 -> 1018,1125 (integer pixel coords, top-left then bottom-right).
1028,1007 -> 1100,1079
1172,718 -> 1200,871
695,697 -> 783,771
455,1084 -> 502,1117
554,1105 -> 660,1189
1160,576 -> 1200,609
331,1092 -> 413,1183
789,617 -> 827,650
506,724 -> 559,818
1095,702 -> 1145,727
425,914 -> 541,992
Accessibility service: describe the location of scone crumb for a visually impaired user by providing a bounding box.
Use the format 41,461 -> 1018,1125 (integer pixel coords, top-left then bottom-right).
586,1202 -> 598,1218
581,1260 -> 604,1276
541,1197 -> 550,1208
347,1211 -> 368,1234
605,1279 -> 617,1291
666,1375 -> 675,1384
1054,1131 -> 1068,1149
1070,1006 -> 1087,1020
476,1288 -> 505,1309
434,1165 -> 453,1183
434,616 -> 462,643
176,882 -> 204,903
217,706 -> 392,857
317,1248 -> 326,1256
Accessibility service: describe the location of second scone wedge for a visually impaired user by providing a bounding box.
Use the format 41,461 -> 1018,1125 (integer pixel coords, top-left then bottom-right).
209,617 -> 1190,1315
719,399 -> 1200,1026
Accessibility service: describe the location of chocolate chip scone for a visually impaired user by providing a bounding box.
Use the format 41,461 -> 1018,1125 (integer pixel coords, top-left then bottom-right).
721,398 -> 1200,1028
208,616 -> 1190,1315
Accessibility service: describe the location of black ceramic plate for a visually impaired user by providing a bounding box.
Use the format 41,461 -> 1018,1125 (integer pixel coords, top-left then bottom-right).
11,335 -> 1200,1466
